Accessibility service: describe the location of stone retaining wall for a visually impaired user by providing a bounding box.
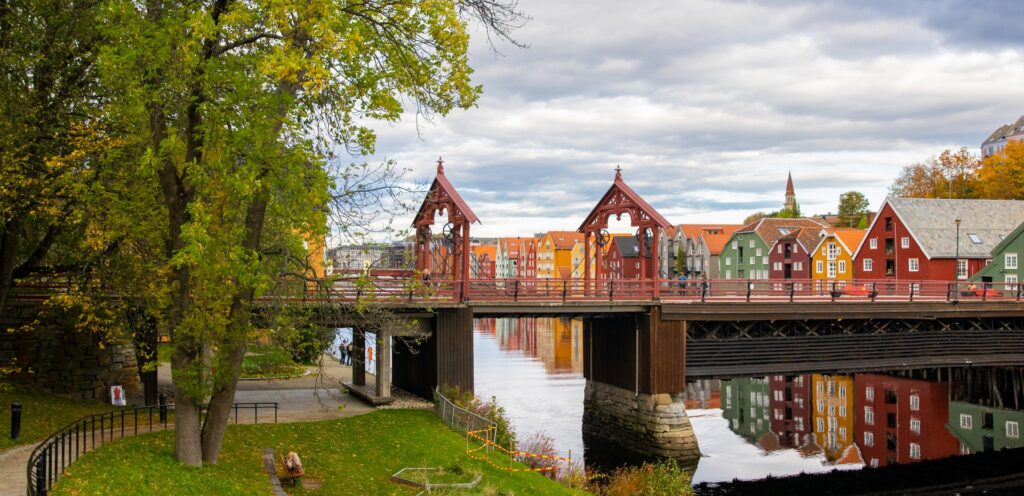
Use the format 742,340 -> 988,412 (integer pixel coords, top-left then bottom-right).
0,301 -> 140,400
582,379 -> 700,464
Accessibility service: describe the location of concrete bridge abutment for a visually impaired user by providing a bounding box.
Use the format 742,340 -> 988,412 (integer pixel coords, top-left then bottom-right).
582,308 -> 700,466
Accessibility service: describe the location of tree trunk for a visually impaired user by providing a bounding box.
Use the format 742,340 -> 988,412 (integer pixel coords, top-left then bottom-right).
0,216 -> 22,314
171,347 -> 203,466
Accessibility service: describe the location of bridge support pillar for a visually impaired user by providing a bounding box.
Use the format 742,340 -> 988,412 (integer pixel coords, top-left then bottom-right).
392,308 -> 474,399
352,328 -> 366,386
375,330 -> 392,400
582,309 -> 699,466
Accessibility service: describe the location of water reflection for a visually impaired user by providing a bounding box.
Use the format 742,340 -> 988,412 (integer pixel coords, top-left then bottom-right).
474,318 -> 1024,485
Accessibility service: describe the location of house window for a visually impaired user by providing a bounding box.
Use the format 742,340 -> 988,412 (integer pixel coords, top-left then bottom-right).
910,443 -> 921,460
749,240 -> 755,248
756,248 -> 763,257
750,257 -> 756,265
1008,421 -> 1020,439
960,413 -> 973,429
840,405 -> 847,417
817,381 -> 824,395
864,258 -> 873,271
885,217 -> 893,232
838,260 -> 847,274
909,258 -> 919,272
817,418 -> 824,432
864,431 -> 874,447
725,270 -> 731,278
725,257 -> 731,266
870,458 -> 879,468
910,394 -> 920,411
910,418 -> 921,433
1007,273 -> 1019,288
1007,253 -> 1018,270
794,244 -> 799,254
828,405 -> 836,416
866,385 -> 874,401
817,399 -> 824,412
865,407 -> 875,425
778,245 -> 783,254
732,240 -> 737,249
839,385 -> 847,398
901,237 -> 910,248
958,259 -> 968,279
816,261 -> 823,273
870,238 -> 878,249
795,262 -> 803,271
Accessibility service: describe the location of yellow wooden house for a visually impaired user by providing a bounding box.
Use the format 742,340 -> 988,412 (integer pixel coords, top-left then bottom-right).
810,229 -> 866,285
537,231 -> 584,279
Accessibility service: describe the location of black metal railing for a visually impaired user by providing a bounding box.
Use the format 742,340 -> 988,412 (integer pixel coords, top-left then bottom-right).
26,402 -> 278,496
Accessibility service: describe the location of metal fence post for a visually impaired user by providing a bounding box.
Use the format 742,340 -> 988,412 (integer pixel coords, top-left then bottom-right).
746,280 -> 752,302
36,450 -> 48,496
11,401 -> 21,441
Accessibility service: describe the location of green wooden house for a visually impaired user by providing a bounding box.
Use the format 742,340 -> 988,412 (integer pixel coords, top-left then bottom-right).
722,377 -> 771,441
947,401 -> 1024,453
719,217 -> 829,279
972,220 -> 1024,286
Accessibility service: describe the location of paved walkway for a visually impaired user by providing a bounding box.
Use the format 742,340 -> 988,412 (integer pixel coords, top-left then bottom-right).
0,355 -> 386,496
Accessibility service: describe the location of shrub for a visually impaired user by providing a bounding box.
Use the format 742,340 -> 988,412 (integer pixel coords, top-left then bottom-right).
273,325 -> 334,364
517,432 -> 559,476
437,386 -> 517,451
593,459 -> 694,496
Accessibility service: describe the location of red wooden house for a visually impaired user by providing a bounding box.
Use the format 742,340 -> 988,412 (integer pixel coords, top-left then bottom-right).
607,236 -> 643,279
769,374 -> 813,449
854,198 -> 1024,281
854,373 -> 959,468
768,227 -> 826,282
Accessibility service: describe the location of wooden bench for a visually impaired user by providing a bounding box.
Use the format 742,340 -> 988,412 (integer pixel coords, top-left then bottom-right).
280,451 -> 305,486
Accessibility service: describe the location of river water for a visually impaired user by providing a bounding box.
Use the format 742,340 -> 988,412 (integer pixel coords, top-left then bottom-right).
472,317 -> 1024,486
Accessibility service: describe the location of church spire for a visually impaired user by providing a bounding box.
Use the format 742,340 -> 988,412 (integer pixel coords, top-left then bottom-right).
784,171 -> 796,214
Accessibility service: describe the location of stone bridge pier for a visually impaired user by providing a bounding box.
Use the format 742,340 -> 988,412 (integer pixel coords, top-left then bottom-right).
582,307 -> 700,467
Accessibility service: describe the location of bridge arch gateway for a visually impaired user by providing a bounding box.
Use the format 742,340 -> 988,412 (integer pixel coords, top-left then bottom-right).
579,167 -> 672,297
413,159 -> 479,299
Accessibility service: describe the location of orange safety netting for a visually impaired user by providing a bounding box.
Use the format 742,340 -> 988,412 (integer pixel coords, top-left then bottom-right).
465,428 -> 573,473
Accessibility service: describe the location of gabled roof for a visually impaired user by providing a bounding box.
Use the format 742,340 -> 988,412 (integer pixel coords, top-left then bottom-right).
678,224 -> 743,241
413,160 -> 479,226
776,227 -> 827,253
612,236 -> 640,258
986,218 -> 1024,257
542,231 -> 584,250
880,198 -> 1024,259
578,169 -> 671,231
701,232 -> 734,255
833,229 -> 867,254
736,217 -> 831,248
983,115 -> 1024,145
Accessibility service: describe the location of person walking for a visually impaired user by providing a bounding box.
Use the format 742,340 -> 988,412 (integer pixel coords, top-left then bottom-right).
339,338 -> 349,365
345,340 -> 355,366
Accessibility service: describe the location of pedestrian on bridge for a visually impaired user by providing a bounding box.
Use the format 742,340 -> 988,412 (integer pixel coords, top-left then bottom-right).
345,341 -> 355,366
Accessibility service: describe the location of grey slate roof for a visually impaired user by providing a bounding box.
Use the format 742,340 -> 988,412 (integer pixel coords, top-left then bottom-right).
613,236 -> 640,257
983,115 -> 1024,145
888,197 -> 1024,259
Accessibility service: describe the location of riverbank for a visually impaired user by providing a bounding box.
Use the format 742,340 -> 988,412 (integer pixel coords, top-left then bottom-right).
51,409 -> 579,495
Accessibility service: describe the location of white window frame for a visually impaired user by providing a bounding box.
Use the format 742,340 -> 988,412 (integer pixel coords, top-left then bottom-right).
910,442 -> 921,459
910,394 -> 920,411
816,260 -> 823,273
910,417 -> 921,433
866,385 -> 874,401
838,260 -> 847,274
864,431 -> 874,447
750,240 -> 755,248
958,259 -> 969,280
864,258 -> 873,272
1007,253 -> 1018,270
828,261 -> 837,278
732,240 -> 737,249
960,413 -> 973,429
756,248 -> 763,257
901,237 -> 910,248
1008,421 -> 1020,439
909,258 -> 919,272
870,238 -> 877,249
1007,273 -> 1019,288
865,406 -> 875,425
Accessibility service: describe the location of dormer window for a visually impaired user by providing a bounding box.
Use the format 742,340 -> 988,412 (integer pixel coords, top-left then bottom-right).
968,234 -> 982,244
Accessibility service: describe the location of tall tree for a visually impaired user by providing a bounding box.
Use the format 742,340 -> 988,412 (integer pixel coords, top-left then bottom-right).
889,147 -> 980,199
95,0 -> 525,466
837,191 -> 869,228
977,141 -> 1024,200
0,0 -> 105,312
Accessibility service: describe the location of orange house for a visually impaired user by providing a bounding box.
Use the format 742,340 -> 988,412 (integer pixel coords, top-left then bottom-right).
537,231 -> 584,279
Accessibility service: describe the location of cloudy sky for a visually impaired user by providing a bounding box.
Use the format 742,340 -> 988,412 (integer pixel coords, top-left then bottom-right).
363,0 -> 1024,239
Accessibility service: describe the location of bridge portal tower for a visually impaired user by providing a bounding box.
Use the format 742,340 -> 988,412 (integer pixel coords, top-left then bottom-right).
413,159 -> 479,298
579,167 -> 672,297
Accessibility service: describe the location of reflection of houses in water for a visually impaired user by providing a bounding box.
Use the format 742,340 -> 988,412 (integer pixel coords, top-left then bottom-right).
722,377 -> 771,443
534,318 -> 583,374
947,402 -> 1024,454
495,318 -> 537,355
854,374 -> 959,468
476,318 -> 496,336
491,318 -> 583,374
768,374 -> 812,449
812,374 -> 856,463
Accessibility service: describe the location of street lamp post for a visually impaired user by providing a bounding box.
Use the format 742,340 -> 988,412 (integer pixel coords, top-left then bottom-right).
955,218 -> 962,301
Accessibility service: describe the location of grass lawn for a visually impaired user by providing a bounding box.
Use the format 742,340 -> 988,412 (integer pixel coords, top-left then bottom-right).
0,385 -> 128,451
52,409 -> 582,495
241,345 -> 307,379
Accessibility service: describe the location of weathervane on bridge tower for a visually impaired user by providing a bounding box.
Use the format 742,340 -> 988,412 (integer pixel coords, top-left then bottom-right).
614,165 -> 622,181
437,156 -> 445,174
